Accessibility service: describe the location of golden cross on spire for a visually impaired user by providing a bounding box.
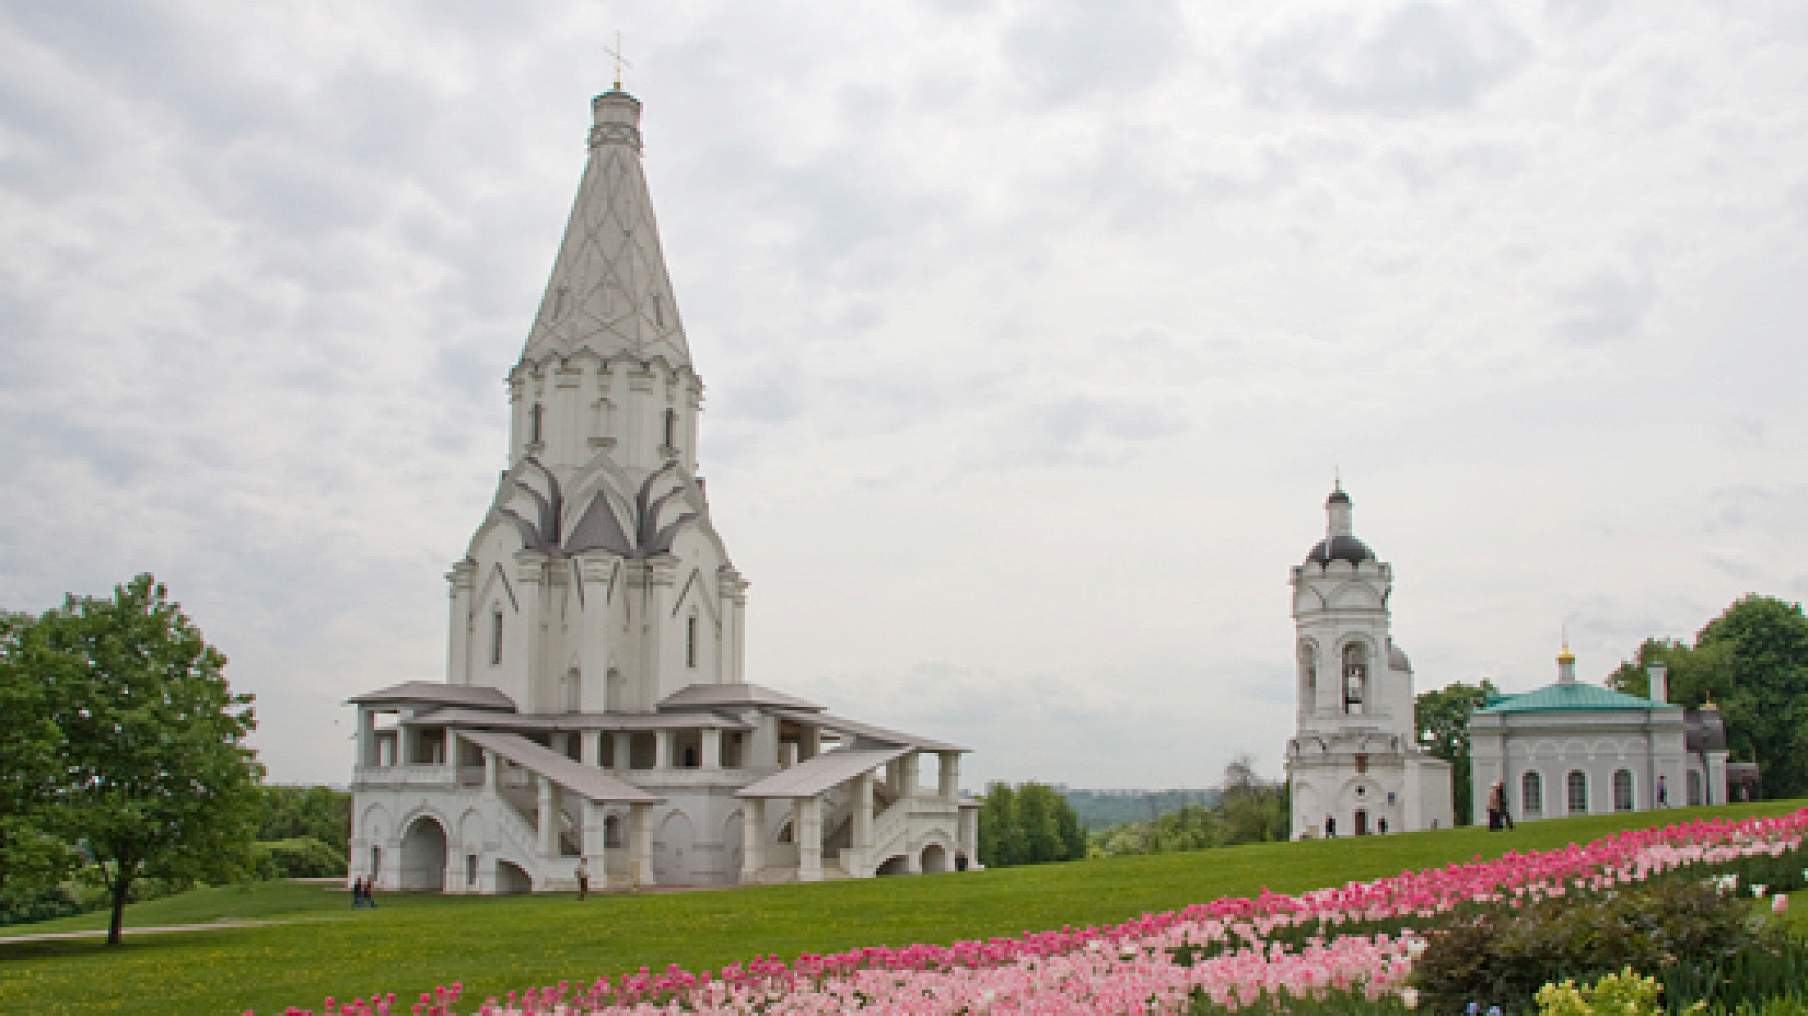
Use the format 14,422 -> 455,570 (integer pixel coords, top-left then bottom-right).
604,31 -> 632,91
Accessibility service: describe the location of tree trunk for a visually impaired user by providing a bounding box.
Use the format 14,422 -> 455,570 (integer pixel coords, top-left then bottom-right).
106,876 -> 130,946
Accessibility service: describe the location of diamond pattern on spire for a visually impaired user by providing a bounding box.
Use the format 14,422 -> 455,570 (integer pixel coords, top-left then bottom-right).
522,135 -> 690,368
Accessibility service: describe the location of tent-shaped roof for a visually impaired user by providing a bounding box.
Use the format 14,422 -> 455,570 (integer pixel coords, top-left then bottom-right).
348,682 -> 516,711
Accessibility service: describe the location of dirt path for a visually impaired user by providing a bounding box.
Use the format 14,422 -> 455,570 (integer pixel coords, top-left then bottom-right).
0,919 -> 275,944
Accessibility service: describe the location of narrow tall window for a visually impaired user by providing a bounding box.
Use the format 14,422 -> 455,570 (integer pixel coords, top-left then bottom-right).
552,285 -> 569,319
652,291 -> 665,328
1341,643 -> 1368,715
1299,643 -> 1317,703
663,408 -> 677,450
1612,769 -> 1634,811
1354,753 -> 1368,775
686,615 -> 698,668
490,610 -> 503,665
529,403 -> 544,445
1566,770 -> 1588,815
1521,771 -> 1543,818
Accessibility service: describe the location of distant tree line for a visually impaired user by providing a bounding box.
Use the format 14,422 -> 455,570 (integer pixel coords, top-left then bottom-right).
1088,757 -> 1288,857
1058,788 -> 1221,830
976,782 -> 1087,866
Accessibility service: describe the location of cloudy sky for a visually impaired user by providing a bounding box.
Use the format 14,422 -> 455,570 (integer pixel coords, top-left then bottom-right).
3,2 -> 1806,791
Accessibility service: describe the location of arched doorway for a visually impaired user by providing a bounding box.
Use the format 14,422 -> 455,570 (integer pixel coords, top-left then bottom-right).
398,815 -> 448,890
653,811 -> 695,885
920,842 -> 949,873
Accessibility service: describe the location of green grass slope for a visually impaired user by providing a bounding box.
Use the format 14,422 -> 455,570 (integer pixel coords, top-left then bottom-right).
2,801 -> 1800,1015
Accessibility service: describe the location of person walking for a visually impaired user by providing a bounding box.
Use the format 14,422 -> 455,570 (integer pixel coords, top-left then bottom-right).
350,877 -> 363,908
1494,781 -> 1514,830
1323,813 -> 1337,838
575,859 -> 590,901
1486,782 -> 1503,831
1657,774 -> 1669,808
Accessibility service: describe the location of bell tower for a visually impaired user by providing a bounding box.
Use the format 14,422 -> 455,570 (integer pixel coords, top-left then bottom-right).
1285,484 -> 1444,837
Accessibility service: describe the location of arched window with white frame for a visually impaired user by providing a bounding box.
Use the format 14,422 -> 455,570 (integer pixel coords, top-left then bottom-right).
1566,770 -> 1588,815
1521,770 -> 1543,818
1612,769 -> 1634,812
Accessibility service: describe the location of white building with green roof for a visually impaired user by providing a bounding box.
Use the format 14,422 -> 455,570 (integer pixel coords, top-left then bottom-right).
1468,649 -> 1728,822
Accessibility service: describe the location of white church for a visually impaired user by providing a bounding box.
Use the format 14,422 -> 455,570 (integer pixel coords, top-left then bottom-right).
1283,486 -> 1454,837
346,87 -> 978,893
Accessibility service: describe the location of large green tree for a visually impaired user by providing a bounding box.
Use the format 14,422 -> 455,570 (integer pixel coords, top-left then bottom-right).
1604,596 -> 1808,798
32,575 -> 263,944
1414,679 -> 1497,826
0,611 -> 77,911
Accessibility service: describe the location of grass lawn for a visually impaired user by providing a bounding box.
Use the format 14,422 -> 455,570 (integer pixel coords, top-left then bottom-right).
2,800 -> 1801,1014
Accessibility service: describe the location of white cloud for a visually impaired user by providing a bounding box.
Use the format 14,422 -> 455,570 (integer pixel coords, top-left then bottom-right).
2,3 -> 1806,791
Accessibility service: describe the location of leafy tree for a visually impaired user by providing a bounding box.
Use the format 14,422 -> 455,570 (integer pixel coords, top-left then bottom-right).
1089,758 -> 1286,858
1604,596 -> 1808,798
34,575 -> 262,945
977,781 -> 1084,867
0,611 -> 77,910
1414,679 -> 1497,826
977,782 -> 1018,867
1696,595 -> 1808,797
257,785 -> 351,848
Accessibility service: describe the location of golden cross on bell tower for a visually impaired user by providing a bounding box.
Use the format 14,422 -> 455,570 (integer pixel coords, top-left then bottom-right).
604,31 -> 632,91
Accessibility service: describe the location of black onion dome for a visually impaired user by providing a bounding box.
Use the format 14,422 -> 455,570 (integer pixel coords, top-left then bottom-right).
1305,534 -> 1375,565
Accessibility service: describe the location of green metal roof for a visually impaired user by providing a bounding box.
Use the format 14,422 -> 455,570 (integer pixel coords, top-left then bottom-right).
1476,682 -> 1678,715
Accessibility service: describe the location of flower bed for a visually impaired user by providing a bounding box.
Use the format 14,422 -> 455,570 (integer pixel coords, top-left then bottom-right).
263,809 -> 1808,1016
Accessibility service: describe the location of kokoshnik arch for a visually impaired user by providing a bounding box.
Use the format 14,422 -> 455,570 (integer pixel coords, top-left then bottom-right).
346,88 -> 978,893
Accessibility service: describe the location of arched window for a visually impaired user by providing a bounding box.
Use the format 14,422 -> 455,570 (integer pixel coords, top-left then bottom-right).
685,615 -> 698,669
663,408 -> 677,450
490,609 -> 504,666
1521,771 -> 1543,818
1298,643 -> 1318,704
1341,643 -> 1369,715
1566,770 -> 1588,815
529,402 -> 544,445
1612,769 -> 1634,811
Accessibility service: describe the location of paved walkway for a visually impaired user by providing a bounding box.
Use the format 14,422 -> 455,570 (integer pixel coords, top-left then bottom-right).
0,919 -> 274,944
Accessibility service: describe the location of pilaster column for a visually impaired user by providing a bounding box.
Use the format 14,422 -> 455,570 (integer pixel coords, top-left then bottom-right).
701,728 -> 722,770
654,730 -> 672,770
514,551 -> 549,708
444,731 -> 460,775
853,773 -> 874,849
800,726 -> 821,762
899,752 -> 920,798
357,707 -> 377,768
959,806 -> 979,864
938,751 -> 960,802
780,742 -> 799,768
797,796 -> 822,882
581,799 -> 606,885
629,803 -> 654,885
611,732 -> 631,770
537,775 -> 559,858
484,750 -> 500,796
740,799 -> 765,883
581,731 -> 602,767
446,560 -> 476,684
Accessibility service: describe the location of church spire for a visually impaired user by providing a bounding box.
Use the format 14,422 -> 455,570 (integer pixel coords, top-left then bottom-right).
519,89 -> 692,371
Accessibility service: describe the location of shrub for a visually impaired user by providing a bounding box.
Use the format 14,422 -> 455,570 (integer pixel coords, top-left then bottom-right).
1535,968 -> 1663,1016
1414,879 -> 1765,1012
249,836 -> 347,879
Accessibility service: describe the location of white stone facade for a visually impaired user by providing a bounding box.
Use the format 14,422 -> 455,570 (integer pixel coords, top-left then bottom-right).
1468,656 -> 1729,823
1284,487 -> 1453,838
347,89 -> 976,893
